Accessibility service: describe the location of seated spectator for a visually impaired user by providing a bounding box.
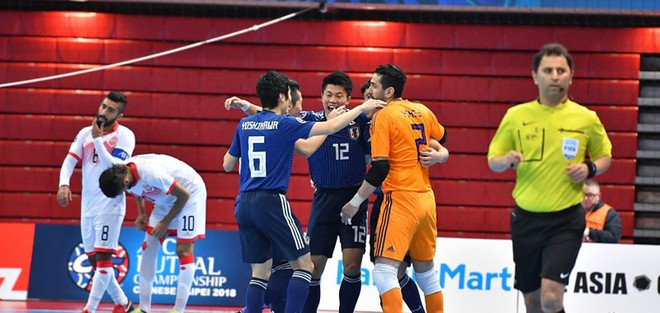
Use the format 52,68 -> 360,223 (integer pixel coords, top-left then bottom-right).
582,179 -> 622,243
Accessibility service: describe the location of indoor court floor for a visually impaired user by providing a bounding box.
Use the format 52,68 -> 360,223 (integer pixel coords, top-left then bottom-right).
0,301 -> 346,313
0,301 -> 244,313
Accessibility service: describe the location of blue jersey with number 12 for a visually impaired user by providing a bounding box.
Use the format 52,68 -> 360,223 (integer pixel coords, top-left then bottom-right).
228,110 -> 315,193
299,110 -> 370,189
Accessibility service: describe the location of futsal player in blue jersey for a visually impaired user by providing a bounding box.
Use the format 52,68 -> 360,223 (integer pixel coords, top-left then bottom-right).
223,70 -> 384,313
226,80 -> 340,313
297,71 -> 372,313
227,71 -> 373,312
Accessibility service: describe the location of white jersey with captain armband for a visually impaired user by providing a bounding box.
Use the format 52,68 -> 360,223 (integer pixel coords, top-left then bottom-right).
67,123 -> 135,217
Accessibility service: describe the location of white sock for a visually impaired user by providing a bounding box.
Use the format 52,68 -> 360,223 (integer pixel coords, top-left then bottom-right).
139,235 -> 161,312
106,275 -> 129,305
85,264 -> 114,312
173,255 -> 196,313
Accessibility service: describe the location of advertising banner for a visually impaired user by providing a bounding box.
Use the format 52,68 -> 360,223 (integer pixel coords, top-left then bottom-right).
318,237 -> 660,313
317,237 -> 521,312
120,228 -> 251,306
28,224 -> 250,306
0,223 -> 35,300
24,224 -> 660,312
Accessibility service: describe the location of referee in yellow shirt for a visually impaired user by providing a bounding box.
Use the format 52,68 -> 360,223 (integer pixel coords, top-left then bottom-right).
488,43 -> 612,313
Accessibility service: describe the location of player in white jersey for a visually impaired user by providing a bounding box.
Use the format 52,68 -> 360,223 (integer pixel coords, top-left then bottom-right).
99,154 -> 207,313
57,91 -> 136,313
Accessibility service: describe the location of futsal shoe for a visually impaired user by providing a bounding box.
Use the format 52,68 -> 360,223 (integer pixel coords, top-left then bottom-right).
237,304 -> 270,313
112,300 -> 135,313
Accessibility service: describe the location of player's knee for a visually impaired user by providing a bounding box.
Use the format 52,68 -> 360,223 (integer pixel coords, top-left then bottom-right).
412,259 -> 434,273
310,255 -> 327,276
522,290 -> 542,311
252,264 -> 272,280
396,270 -> 408,280
342,260 -> 362,276
415,265 -> 442,295
397,261 -> 410,279
175,242 -> 194,257
541,292 -> 563,312
293,254 -> 315,273
94,251 -> 113,261
373,263 -> 399,295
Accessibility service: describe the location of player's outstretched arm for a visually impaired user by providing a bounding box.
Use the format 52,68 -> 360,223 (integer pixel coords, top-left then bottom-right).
309,99 -> 384,137
294,137 -> 325,158
294,105 -> 347,158
224,96 -> 261,116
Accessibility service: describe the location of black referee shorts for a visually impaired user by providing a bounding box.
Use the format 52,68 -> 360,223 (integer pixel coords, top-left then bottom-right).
510,203 -> 585,293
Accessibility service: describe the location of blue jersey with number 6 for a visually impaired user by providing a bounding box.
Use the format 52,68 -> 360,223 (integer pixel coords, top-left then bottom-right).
228,110 -> 315,193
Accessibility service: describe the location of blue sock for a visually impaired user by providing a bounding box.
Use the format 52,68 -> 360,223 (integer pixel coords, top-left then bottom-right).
284,271 -> 310,313
266,263 -> 293,313
400,275 -> 425,313
302,278 -> 320,313
339,274 -> 362,313
246,278 -> 267,313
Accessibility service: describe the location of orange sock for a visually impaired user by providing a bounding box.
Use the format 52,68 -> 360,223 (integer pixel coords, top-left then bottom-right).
425,290 -> 444,313
381,288 -> 403,313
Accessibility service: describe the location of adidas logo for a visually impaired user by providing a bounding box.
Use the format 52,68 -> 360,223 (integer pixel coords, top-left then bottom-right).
387,246 -> 395,252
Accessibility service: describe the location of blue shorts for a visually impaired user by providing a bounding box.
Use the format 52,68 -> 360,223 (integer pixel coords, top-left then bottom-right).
307,187 -> 367,257
237,190 -> 309,264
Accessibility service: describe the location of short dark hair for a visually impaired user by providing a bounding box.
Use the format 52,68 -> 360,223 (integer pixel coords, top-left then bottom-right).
289,79 -> 301,105
106,91 -> 127,113
532,43 -> 573,73
360,79 -> 371,95
256,71 -> 290,110
375,64 -> 406,98
321,70 -> 353,96
99,164 -> 129,198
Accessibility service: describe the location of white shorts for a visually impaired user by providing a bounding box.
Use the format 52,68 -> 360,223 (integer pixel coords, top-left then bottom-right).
81,214 -> 124,254
149,188 -> 206,242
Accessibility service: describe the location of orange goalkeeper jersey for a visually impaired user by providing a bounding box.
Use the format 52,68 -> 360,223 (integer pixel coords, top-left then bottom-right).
370,99 -> 445,193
